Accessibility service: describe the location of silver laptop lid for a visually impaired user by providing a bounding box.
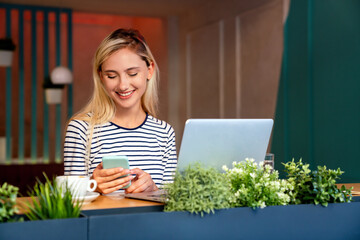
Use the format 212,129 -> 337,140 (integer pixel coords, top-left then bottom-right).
177,119 -> 274,172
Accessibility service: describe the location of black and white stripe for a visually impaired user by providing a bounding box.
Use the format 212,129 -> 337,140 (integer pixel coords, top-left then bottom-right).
64,114 -> 177,187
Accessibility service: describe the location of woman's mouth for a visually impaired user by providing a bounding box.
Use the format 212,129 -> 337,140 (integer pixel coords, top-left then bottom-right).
116,90 -> 135,99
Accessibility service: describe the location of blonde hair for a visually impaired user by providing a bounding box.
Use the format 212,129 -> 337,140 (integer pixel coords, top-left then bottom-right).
68,29 -> 160,174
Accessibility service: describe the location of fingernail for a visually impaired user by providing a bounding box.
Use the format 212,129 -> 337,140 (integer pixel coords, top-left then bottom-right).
118,167 -> 123,171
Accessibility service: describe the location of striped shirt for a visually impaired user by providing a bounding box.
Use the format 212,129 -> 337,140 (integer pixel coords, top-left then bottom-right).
64,114 -> 177,187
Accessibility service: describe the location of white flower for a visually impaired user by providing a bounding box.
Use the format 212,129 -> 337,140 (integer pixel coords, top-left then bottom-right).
245,158 -> 255,163
259,201 -> 266,209
222,165 -> 228,171
264,164 -> 272,171
234,168 -> 243,175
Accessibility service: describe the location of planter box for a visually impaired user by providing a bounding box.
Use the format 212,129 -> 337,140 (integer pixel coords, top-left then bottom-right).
82,205 -> 164,217
0,215 -> 87,240
87,200 -> 360,240
2,199 -> 359,240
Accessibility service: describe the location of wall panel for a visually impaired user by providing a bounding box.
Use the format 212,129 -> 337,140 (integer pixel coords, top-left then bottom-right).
272,0 -> 360,182
187,22 -> 221,118
0,3 -> 73,164
178,0 -> 284,138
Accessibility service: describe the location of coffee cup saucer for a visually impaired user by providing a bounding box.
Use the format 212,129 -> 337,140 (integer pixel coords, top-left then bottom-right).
73,192 -> 100,204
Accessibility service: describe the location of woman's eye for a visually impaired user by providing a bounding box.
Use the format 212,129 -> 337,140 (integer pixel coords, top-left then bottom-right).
128,73 -> 138,77
107,75 -> 116,79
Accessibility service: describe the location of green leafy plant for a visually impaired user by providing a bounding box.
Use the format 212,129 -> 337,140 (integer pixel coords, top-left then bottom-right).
24,174 -> 83,220
164,163 -> 233,216
224,158 -> 292,209
283,159 -> 352,206
0,183 -> 21,223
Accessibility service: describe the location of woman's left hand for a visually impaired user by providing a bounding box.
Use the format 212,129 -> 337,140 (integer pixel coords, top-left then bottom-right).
125,168 -> 158,193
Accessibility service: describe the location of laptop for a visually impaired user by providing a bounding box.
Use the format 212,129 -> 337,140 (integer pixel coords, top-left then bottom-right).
125,118 -> 274,202
177,118 -> 274,171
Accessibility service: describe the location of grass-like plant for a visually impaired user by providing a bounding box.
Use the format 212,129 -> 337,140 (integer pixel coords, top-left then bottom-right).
24,174 -> 83,220
164,163 -> 233,216
283,159 -> 353,206
0,182 -> 21,223
223,158 -> 292,209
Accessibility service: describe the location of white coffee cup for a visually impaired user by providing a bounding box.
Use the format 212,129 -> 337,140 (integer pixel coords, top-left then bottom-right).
56,176 -> 97,198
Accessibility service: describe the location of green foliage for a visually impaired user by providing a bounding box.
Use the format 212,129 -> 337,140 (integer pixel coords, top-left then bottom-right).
224,159 -> 292,209
164,163 -> 233,216
0,182 -> 21,223
164,159 -> 353,216
24,174 -> 83,220
283,159 -> 352,206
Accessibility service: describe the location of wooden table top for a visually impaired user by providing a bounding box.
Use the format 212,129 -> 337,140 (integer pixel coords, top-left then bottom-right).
338,183 -> 360,195
16,193 -> 163,214
81,194 -> 163,211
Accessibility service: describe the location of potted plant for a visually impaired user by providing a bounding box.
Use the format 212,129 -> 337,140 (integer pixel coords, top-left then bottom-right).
282,159 -> 352,206
223,158 -> 292,209
0,182 -> 22,223
24,174 -> 83,220
0,174 -> 87,240
86,160 -> 360,240
164,163 -> 233,216
0,38 -> 16,67
43,76 -> 64,104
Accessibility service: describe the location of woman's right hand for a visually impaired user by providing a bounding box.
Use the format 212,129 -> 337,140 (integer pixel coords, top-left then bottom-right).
92,162 -> 134,194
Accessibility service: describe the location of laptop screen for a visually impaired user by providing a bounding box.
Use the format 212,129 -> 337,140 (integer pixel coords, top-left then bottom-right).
177,119 -> 274,172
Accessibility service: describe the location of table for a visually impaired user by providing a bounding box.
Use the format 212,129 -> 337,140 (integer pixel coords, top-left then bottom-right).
16,194 -> 163,214
339,183 -> 360,195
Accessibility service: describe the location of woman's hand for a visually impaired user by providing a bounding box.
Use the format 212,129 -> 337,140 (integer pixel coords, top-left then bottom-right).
125,168 -> 158,193
92,162 -> 134,194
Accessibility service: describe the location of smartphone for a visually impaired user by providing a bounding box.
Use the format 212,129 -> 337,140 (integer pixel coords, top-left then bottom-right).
102,155 -> 131,189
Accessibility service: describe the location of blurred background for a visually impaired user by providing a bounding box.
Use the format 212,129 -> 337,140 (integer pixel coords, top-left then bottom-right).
0,0 -> 359,194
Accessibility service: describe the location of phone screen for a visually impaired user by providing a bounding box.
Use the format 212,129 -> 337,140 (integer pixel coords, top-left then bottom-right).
102,155 -> 131,189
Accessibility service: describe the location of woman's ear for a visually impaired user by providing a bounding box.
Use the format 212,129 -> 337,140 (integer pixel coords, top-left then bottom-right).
99,71 -> 104,82
147,61 -> 155,80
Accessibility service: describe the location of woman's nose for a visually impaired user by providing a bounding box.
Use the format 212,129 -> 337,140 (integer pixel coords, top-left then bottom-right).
118,75 -> 130,91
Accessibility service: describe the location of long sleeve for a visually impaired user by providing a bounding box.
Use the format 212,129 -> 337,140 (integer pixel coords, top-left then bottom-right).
63,120 -> 88,176
161,126 -> 178,186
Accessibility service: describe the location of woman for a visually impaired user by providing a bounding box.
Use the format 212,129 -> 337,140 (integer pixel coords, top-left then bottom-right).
63,29 -> 177,194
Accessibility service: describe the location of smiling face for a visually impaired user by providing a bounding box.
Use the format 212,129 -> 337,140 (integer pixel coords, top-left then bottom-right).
100,48 -> 154,115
